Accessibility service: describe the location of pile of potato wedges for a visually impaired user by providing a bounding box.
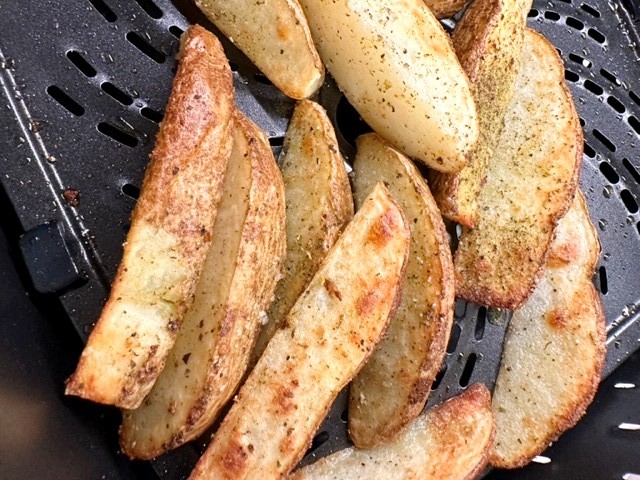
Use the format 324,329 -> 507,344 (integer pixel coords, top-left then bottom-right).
65,0 -> 606,477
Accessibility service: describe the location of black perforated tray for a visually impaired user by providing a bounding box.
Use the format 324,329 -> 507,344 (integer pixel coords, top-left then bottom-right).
0,0 -> 639,478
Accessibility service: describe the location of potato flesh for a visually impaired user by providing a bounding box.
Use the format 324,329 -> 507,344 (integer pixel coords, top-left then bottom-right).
490,191 -> 605,468
195,0 -> 324,99
291,384 -> 495,480
188,183 -> 409,479
252,99 -> 353,363
298,0 -> 477,172
454,28 -> 582,310
65,26 -> 234,409
349,133 -> 454,448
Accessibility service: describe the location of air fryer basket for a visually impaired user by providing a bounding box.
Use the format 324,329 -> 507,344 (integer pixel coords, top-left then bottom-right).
0,0 -> 638,478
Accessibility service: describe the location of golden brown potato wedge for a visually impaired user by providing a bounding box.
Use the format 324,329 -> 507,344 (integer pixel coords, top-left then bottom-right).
65,25 -> 234,409
194,0 -> 324,99
349,133 -> 455,449
423,0 -> 468,19
119,111 -> 286,460
291,384 -> 495,480
454,28 -> 582,310
252,99 -> 353,364
188,183 -> 410,480
490,191 -> 605,469
430,0 -> 532,227
298,0 -> 478,172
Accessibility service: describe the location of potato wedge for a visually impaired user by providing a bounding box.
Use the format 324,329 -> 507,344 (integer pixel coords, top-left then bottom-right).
252,99 -> 353,363
490,191 -> 605,469
119,111 -> 286,459
65,25 -> 234,409
291,384 -> 495,480
349,133 -> 455,448
298,0 -> 478,172
429,0 -> 532,227
188,183 -> 410,480
423,0 -> 468,19
454,28 -> 582,310
194,0 -> 324,99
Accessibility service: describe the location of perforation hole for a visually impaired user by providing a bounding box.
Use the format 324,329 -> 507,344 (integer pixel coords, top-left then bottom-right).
340,408 -> 348,423
269,136 -> 285,147
600,162 -> 620,183
169,25 -> 184,38
122,183 -> 140,199
528,8 -> 539,17
140,106 -> 163,123
133,0 -> 162,19
126,32 -> 166,63
66,51 -> 96,77
431,363 -> 447,390
101,82 -> 133,105
584,79 -> 604,96
621,189 -> 639,213
47,85 -> 84,116
475,307 -> 486,341
565,70 -> 579,83
579,117 -> 586,127
601,68 -> 621,86
307,431 -> 330,455
98,122 -> 138,147
584,141 -> 596,158
599,266 -> 609,294
569,53 -> 591,68
588,28 -> 606,43
593,129 -> 616,152
607,96 -> 625,113
544,10 -> 561,20
623,159 -> 640,184
566,16 -> 584,30
581,3 -> 600,16
628,116 -> 640,136
630,91 -> 640,107
254,73 -> 273,86
88,0 -> 116,22
459,353 -> 477,387
446,323 -> 461,354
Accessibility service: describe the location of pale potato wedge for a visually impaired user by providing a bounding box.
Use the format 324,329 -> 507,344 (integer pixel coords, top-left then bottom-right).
252,99 -> 353,364
454,28 -> 582,310
65,26 -> 234,409
490,191 -> 605,469
430,0 -> 532,227
298,0 -> 478,173
423,0 -> 468,19
291,384 -> 495,480
119,111 -> 286,460
349,133 -> 455,449
188,183 -> 410,480
194,0 -> 324,99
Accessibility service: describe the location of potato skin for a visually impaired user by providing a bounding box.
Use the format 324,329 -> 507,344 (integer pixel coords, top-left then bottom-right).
119,111 -> 286,460
298,0 -> 478,173
65,25 -> 234,409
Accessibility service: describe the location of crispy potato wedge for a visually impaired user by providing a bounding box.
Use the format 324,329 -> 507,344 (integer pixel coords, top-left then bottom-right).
349,134 -> 455,448
65,26 -> 234,409
429,0 -> 532,227
423,0 -> 468,19
119,111 -> 286,459
291,384 -> 495,480
252,99 -> 353,363
188,183 -> 410,480
490,191 -> 605,469
454,28 -> 582,310
298,0 -> 478,172
194,0 -> 324,99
